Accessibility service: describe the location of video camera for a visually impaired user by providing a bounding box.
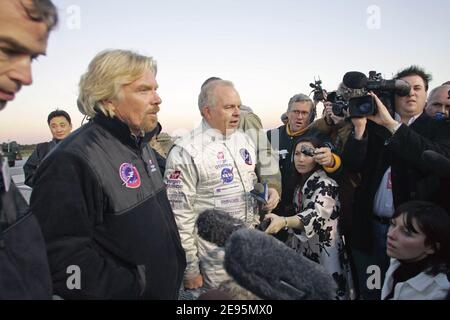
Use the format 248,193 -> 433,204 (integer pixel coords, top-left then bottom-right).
342,70 -> 411,118
309,77 -> 326,102
326,91 -> 349,117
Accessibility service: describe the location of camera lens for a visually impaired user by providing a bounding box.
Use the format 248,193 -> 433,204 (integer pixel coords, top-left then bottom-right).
332,104 -> 343,117
358,102 -> 372,114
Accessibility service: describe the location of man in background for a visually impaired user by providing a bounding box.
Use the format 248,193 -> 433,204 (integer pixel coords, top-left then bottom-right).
425,84 -> 450,120
24,109 -> 72,187
267,93 -> 340,222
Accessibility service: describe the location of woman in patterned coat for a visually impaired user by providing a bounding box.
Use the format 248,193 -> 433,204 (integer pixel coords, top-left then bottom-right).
265,135 -> 353,299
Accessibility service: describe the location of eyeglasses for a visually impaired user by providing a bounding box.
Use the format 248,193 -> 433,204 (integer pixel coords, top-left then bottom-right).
289,110 -> 309,117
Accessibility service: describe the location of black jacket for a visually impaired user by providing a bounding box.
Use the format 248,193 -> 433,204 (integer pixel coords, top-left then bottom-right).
31,114 -> 186,299
267,125 -> 299,217
0,156 -> 52,299
23,139 -> 57,187
343,113 -> 450,252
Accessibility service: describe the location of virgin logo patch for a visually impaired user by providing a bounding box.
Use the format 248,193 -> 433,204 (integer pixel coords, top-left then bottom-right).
169,170 -> 181,180
119,163 -> 141,188
240,148 -> 252,165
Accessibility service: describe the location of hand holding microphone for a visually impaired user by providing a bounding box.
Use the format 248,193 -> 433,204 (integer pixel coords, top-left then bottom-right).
251,182 -> 279,212
264,187 -> 279,212
251,183 -> 279,230
184,274 -> 204,290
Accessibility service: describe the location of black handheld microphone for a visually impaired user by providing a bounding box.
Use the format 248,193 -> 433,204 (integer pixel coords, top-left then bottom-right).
250,183 -> 268,205
250,182 -> 271,230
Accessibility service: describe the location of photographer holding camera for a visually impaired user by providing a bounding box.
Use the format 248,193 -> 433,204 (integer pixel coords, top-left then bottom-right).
343,66 -> 450,300
311,83 -> 366,247
267,94 -> 342,239
314,83 -> 367,152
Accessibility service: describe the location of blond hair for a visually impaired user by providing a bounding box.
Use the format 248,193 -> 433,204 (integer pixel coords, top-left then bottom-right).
78,49 -> 157,118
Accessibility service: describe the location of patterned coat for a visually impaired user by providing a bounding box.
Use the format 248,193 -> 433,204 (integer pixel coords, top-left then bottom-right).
289,169 -> 353,299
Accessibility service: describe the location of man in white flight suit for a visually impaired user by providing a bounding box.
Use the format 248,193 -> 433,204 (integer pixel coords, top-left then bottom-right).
164,80 -> 280,290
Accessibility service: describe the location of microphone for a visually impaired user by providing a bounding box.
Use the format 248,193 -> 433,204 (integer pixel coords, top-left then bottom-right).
250,183 -> 269,205
343,71 -> 411,97
196,209 -> 245,247
422,150 -> 450,177
250,183 -> 272,231
224,229 -> 336,300
343,71 -> 367,89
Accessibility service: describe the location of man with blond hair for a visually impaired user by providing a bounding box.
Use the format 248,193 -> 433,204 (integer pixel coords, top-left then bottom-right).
31,50 -> 186,299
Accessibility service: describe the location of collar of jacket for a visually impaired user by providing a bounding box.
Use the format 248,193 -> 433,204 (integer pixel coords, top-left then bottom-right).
286,123 -> 310,137
388,259 -> 450,292
92,113 -> 160,151
394,111 -> 422,126
201,119 -> 233,141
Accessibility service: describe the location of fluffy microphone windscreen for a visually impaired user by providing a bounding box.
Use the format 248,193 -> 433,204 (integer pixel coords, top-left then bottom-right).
197,209 -> 245,247
225,229 -> 336,300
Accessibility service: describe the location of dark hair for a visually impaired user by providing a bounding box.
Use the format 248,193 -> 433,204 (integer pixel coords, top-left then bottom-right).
22,0 -> 58,31
393,201 -> 450,275
292,134 -> 324,152
47,109 -> 71,125
394,65 -> 432,91
442,81 -> 450,86
288,133 -> 324,188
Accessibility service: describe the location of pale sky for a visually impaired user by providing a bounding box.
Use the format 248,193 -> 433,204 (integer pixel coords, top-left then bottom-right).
1,0 -> 449,144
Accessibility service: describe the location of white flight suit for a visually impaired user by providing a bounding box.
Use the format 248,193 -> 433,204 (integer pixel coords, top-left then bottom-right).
164,120 -> 258,288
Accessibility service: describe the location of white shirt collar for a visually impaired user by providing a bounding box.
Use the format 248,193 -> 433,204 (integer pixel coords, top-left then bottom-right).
201,119 -> 233,141
394,112 -> 421,126
388,258 -> 450,292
